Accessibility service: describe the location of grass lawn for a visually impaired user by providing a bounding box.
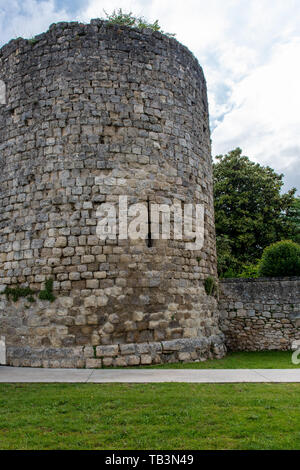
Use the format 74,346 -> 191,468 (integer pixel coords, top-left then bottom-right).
0,382 -> 300,450
123,351 -> 300,369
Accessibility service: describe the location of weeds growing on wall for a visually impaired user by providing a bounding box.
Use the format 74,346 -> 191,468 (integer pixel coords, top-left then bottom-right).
38,278 -> 55,302
3,286 -> 35,302
204,277 -> 218,297
1,279 -> 55,303
103,9 -> 175,37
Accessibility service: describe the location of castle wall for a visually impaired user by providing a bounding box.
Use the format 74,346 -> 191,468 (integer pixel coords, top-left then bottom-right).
0,20 -> 225,367
219,277 -> 300,351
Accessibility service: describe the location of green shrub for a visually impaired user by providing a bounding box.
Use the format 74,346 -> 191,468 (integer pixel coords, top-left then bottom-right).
258,240 -> 300,277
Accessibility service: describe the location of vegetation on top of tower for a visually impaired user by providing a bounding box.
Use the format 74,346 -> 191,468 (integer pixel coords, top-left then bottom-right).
103,9 -> 175,37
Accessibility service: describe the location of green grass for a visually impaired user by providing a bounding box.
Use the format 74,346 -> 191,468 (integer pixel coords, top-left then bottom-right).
123,351 -> 300,369
0,383 -> 300,450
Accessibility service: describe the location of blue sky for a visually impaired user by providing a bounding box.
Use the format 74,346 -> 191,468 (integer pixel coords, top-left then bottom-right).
0,0 -> 299,192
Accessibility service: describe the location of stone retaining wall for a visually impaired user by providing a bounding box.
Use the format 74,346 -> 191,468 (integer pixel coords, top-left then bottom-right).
219,277 -> 300,351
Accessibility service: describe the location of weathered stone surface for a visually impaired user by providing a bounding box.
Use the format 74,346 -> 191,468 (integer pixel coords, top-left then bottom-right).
292,340 -> 300,351
127,355 -> 140,366
141,354 -> 152,365
136,343 -> 151,354
120,344 -> 136,355
86,358 -> 102,369
96,345 -> 119,357
178,352 -> 191,361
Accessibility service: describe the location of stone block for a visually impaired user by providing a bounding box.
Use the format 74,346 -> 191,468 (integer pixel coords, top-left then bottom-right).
120,344 -> 136,355
86,358 -> 102,368
96,345 -> 119,357
141,354 -> 152,365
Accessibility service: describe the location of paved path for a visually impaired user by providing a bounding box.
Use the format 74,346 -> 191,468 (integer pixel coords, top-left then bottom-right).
1,366 -> 300,383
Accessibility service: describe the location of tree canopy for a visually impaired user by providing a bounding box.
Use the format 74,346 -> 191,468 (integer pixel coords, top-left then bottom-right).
213,148 -> 297,277
287,196 -> 300,244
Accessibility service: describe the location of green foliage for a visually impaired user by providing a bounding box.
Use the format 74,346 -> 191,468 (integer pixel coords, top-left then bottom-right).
38,291 -> 55,302
103,9 -> 175,37
222,268 -> 238,278
1,279 -> 56,303
237,263 -> 260,279
45,278 -> 54,292
214,148 -> 297,276
28,36 -> 38,45
39,278 -> 55,302
258,240 -> 300,277
3,286 -> 35,302
222,263 -> 260,279
204,276 -> 218,296
216,235 -> 239,278
286,196 -> 300,244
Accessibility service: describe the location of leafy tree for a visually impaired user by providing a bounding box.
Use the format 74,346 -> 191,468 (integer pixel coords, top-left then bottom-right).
286,196 -> 300,244
103,9 -> 175,37
213,148 -> 297,276
215,234 -> 239,278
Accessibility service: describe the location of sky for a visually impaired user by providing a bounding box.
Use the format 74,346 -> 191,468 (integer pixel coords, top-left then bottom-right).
0,0 -> 299,193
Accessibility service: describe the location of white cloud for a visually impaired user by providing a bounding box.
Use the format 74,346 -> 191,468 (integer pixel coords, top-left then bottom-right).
212,38 -> 300,190
0,0 -> 70,45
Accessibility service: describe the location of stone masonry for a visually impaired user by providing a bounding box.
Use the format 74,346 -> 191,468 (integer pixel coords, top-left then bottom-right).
219,277 -> 300,351
0,20 -> 226,367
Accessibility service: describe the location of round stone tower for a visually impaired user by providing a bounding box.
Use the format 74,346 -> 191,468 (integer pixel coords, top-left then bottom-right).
0,20 -> 225,367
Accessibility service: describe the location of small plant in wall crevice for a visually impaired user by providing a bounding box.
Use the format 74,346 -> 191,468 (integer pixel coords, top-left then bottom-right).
38,278 -> 56,302
1,278 -> 56,303
204,276 -> 219,298
3,286 -> 35,302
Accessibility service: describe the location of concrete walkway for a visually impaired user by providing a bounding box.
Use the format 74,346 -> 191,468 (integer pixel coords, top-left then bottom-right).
1,366 -> 300,383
